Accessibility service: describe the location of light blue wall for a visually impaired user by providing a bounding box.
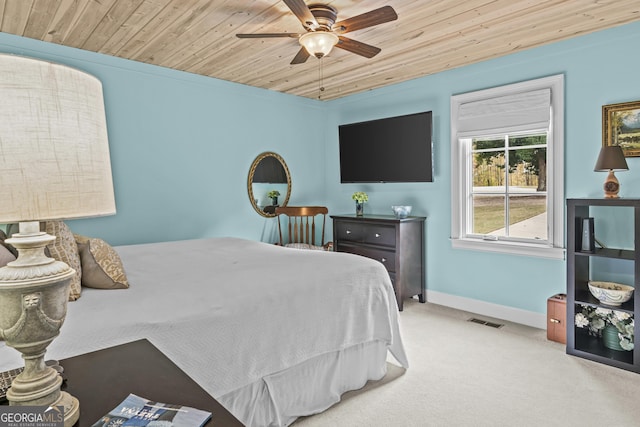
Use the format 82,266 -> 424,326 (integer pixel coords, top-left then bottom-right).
0,33 -> 329,246
2,21 -> 640,316
324,21 -> 640,314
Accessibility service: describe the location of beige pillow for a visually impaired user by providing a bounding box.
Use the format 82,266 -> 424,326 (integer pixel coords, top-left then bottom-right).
0,227 -> 18,258
45,221 -> 82,301
284,243 -> 326,251
75,234 -> 129,290
0,243 -> 16,267
5,223 -> 19,236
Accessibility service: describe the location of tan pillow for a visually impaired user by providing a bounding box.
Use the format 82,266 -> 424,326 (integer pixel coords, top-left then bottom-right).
0,243 -> 16,267
5,223 -> 19,236
284,243 -> 326,251
75,234 -> 129,290
45,221 -> 82,301
0,227 -> 18,258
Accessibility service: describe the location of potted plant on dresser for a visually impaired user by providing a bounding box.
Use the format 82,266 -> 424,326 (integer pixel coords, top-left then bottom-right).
352,191 -> 368,216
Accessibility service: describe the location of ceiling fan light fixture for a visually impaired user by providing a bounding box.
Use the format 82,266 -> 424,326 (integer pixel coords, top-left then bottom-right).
299,31 -> 338,58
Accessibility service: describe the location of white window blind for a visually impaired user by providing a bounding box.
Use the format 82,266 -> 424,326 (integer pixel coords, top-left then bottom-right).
456,88 -> 551,138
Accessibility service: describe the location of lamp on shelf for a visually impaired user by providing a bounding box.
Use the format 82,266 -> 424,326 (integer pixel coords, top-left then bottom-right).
298,31 -> 339,58
0,54 -> 115,425
594,145 -> 629,198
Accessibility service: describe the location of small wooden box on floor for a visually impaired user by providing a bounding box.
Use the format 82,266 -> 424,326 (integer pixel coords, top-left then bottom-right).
547,293 -> 566,344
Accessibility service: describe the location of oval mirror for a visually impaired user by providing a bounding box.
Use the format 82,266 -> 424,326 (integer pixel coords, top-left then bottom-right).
247,152 -> 291,217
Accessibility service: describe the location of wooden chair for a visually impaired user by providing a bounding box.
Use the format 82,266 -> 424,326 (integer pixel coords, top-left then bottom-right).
275,206 -> 332,251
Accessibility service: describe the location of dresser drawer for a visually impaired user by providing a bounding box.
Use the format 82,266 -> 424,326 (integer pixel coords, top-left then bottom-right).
341,244 -> 396,272
335,222 -> 364,242
335,222 -> 396,247
361,224 -> 396,247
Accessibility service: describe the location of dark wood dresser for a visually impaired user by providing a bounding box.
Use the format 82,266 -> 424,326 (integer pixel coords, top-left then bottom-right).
331,214 -> 426,311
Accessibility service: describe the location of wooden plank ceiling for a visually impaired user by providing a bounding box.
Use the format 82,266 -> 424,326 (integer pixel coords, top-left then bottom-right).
1,1 -> 638,100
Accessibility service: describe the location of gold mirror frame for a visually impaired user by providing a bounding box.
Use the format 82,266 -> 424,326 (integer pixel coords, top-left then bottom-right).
247,152 -> 292,217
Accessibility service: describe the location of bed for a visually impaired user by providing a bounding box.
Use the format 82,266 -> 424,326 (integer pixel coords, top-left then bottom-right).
0,237 -> 408,426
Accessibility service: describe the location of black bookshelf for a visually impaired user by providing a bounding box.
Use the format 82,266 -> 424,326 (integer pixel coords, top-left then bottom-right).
566,198 -> 639,373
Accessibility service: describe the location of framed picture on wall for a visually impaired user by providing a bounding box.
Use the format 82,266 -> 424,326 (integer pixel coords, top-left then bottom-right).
602,100 -> 640,157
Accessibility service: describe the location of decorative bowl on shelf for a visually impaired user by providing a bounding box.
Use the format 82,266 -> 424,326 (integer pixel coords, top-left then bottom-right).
391,205 -> 412,219
588,281 -> 634,306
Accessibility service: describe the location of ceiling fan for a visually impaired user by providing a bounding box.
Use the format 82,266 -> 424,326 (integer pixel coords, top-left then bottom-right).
236,0 -> 398,65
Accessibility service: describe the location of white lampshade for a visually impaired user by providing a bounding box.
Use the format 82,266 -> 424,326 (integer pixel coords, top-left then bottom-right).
0,54 -> 115,223
299,32 -> 339,58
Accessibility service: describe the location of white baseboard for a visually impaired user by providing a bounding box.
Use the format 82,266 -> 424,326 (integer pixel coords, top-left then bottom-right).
425,290 -> 547,330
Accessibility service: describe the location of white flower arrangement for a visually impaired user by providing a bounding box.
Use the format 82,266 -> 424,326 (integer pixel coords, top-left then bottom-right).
352,192 -> 368,203
267,190 -> 280,199
575,304 -> 634,351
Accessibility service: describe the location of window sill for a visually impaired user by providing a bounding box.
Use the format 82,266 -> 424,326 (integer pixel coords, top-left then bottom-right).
451,238 -> 565,260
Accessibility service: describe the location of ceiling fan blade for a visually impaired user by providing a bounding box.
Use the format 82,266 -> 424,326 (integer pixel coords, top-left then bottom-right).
290,47 -> 311,64
333,6 -> 397,34
236,33 -> 300,38
283,0 -> 318,29
336,36 -> 381,58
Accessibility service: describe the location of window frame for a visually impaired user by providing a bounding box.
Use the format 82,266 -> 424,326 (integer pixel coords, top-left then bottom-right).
450,75 -> 565,259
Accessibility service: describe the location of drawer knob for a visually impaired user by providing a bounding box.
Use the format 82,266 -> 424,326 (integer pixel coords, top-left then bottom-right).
375,233 -> 381,238
381,257 -> 387,263
346,230 -> 352,234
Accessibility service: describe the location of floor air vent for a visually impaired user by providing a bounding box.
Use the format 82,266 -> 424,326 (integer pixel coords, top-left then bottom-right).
467,318 -> 504,329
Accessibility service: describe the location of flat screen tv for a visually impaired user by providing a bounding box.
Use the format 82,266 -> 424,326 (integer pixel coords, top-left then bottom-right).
339,111 -> 433,183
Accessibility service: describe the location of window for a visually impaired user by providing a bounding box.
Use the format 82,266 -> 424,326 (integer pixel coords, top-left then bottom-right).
450,75 -> 565,259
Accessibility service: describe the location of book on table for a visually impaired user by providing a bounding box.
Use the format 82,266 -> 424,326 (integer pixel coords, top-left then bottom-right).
92,393 -> 212,427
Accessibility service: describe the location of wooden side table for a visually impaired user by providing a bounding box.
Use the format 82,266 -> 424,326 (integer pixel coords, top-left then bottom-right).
58,339 -> 243,426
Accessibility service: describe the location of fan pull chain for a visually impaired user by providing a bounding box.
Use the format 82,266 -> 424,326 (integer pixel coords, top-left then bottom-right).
318,57 -> 325,100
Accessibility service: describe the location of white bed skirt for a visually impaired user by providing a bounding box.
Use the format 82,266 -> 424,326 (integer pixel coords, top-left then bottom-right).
219,340 -> 392,426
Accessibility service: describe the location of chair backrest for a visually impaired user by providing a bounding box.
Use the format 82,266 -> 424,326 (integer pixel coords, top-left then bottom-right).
275,206 -> 328,247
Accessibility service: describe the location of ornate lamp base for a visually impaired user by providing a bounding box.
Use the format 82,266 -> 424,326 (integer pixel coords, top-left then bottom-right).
603,169 -> 620,198
0,222 -> 80,427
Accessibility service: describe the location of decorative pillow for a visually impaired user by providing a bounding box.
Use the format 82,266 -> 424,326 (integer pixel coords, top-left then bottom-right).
5,223 -> 18,236
75,234 -> 129,290
0,243 -> 16,267
0,227 -> 18,258
284,243 -> 327,251
45,221 -> 82,301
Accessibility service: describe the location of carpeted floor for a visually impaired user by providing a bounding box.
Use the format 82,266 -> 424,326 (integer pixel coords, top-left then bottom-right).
294,299 -> 640,427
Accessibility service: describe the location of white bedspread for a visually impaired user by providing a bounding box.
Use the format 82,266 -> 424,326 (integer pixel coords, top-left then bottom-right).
0,237 -> 408,420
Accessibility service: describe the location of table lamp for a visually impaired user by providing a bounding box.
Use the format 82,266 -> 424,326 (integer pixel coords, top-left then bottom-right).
594,145 -> 629,198
0,54 -> 115,426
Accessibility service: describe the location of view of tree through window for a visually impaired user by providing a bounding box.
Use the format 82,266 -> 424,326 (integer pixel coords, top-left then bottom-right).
471,133 -> 548,240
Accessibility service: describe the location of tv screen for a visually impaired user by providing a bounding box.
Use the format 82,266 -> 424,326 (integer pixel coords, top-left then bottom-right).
339,111 -> 433,183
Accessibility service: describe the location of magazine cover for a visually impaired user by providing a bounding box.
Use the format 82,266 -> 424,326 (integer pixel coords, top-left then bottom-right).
92,393 -> 212,427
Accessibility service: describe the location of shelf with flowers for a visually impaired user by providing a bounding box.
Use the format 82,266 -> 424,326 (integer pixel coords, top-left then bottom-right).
575,303 -> 634,358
